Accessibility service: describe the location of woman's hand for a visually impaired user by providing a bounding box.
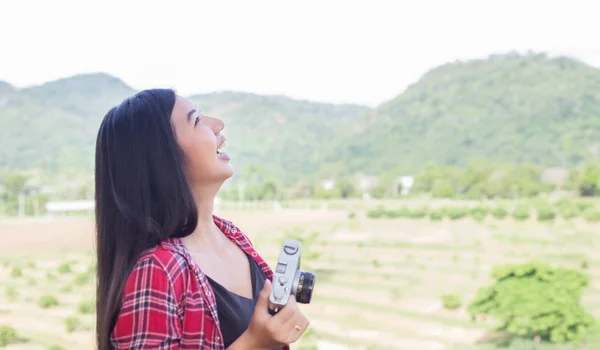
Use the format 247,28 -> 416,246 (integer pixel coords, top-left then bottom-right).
230,279 -> 310,349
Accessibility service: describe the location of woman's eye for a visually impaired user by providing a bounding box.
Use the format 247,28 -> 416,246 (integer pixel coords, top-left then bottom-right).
194,116 -> 200,127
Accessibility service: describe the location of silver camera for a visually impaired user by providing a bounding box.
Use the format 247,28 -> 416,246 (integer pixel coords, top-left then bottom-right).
268,239 -> 316,315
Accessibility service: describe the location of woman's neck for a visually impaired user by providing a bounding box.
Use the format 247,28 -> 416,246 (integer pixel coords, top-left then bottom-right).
186,184 -> 225,248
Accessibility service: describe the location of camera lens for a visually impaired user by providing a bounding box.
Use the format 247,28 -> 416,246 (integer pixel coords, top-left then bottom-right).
295,271 -> 316,304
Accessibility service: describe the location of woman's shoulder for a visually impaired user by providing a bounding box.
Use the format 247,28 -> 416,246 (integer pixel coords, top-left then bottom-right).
125,239 -> 194,295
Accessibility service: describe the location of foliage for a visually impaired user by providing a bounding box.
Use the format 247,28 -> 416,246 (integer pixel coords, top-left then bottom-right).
491,206 -> 508,219
441,293 -> 462,310
536,205 -> 556,222
77,299 -> 96,314
47,345 -> 65,350
4,286 -> 17,301
469,206 -> 488,222
57,262 -> 72,274
0,325 -> 17,347
64,316 -> 82,333
5,53 -> 600,205
512,205 -> 530,221
328,53 -> 600,175
10,267 -> 22,278
468,261 -> 595,343
38,294 -> 59,309
428,208 -> 443,221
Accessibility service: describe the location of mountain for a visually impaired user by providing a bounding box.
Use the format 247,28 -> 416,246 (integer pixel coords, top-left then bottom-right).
188,92 -> 369,182
0,74 -> 369,185
323,52 -> 600,175
2,52 -> 600,189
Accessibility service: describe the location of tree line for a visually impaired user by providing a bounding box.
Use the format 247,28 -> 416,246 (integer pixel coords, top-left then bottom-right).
3,159 -> 600,216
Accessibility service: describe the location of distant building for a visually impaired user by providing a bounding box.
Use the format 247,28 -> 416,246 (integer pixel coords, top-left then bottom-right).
45,200 -> 94,215
355,175 -> 378,193
399,176 -> 414,196
322,180 -> 335,190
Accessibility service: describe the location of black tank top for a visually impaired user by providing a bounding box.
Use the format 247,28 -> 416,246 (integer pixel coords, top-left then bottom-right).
206,254 -> 283,350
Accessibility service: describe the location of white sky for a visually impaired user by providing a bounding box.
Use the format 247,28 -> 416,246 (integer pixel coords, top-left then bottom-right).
0,0 -> 598,106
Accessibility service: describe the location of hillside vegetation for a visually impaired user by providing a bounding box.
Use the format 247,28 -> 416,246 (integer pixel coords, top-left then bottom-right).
2,52 -> 600,188
325,53 -> 600,175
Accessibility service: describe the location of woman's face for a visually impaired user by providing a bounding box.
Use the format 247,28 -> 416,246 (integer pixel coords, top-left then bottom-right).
171,96 -> 234,186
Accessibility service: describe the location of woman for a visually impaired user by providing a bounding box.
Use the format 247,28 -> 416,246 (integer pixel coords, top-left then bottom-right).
95,89 -> 309,350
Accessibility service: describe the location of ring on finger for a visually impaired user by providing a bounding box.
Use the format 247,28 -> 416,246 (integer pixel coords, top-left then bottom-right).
294,324 -> 301,331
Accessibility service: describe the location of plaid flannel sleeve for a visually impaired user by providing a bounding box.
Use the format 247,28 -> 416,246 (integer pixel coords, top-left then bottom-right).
111,257 -> 183,349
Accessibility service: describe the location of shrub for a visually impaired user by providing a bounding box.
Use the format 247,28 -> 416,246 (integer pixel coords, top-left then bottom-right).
77,299 -> 96,314
73,272 -> 92,286
470,206 -> 488,222
38,294 -> 59,309
4,286 -> 17,301
428,208 -> 444,221
441,293 -> 462,310
407,206 -> 427,219
366,206 -> 387,219
47,345 -> 65,350
0,325 -> 17,347
559,205 -> 579,220
583,208 -> 600,222
347,211 -> 356,219
468,261 -> 595,343
57,262 -> 72,274
445,206 -> 469,220
491,206 -> 508,219
64,316 -> 81,333
386,206 -> 411,218
512,205 -> 530,221
10,267 -> 22,278
537,205 -> 556,222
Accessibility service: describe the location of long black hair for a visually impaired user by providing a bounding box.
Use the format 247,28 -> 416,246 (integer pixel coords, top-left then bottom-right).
94,89 -> 198,350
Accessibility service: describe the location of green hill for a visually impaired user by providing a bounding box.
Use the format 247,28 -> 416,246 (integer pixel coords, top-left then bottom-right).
324,52 -> 600,175
0,74 -> 369,186
2,52 -> 600,190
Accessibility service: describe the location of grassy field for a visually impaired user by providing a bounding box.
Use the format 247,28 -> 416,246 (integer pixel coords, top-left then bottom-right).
1,200 -> 599,349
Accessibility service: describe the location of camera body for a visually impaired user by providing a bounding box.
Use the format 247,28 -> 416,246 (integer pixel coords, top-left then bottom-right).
268,239 -> 316,315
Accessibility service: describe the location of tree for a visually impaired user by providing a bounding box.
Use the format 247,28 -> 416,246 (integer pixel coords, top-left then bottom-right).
468,261 -> 595,343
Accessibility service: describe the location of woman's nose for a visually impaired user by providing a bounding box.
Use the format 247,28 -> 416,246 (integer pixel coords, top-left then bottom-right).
204,115 -> 225,134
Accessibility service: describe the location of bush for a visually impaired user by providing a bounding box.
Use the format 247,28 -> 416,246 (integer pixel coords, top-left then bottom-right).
386,206 -> 411,218
38,294 -> 59,309
583,208 -> 600,222
77,299 -> 96,314
0,325 -> 17,347
57,262 -> 72,274
537,205 -> 556,222
407,206 -> 427,219
559,205 -> 579,220
428,208 -> 444,221
491,206 -> 508,219
470,206 -> 488,222
445,206 -> 469,220
512,205 -> 530,221
47,345 -> 65,350
10,267 -> 23,278
4,286 -> 17,301
347,211 -> 356,219
64,316 -> 81,333
73,272 -> 92,286
468,261 -> 595,343
441,293 -> 462,310
366,206 -> 387,219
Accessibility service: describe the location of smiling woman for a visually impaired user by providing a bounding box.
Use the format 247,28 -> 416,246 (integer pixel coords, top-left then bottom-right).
94,89 -> 309,350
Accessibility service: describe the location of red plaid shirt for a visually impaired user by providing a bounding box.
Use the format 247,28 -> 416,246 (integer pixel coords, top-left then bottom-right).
111,215 -> 291,350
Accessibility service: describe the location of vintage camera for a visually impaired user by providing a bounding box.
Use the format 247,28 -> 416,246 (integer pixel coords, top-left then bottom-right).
268,239 -> 316,315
